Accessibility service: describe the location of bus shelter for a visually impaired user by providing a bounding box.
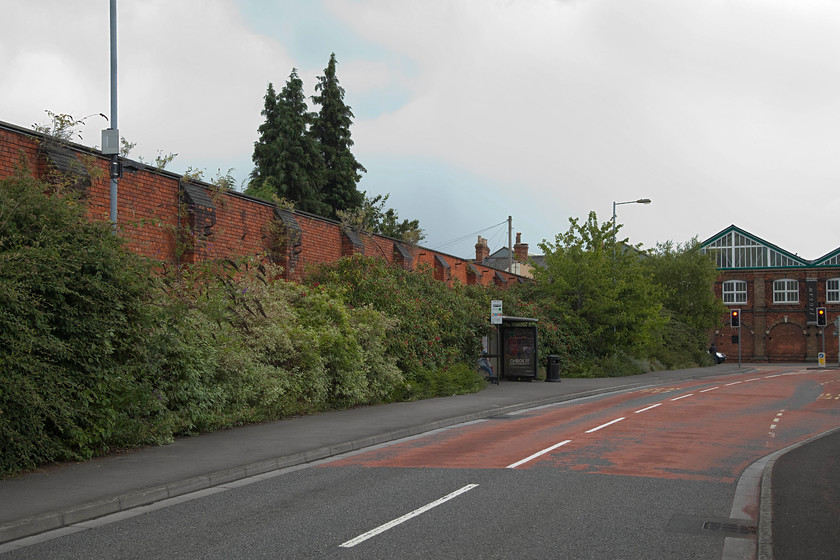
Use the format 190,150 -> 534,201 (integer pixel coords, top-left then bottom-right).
481,316 -> 538,381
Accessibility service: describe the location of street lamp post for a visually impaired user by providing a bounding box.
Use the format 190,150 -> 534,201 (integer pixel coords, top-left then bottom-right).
611,198 -> 651,341
612,198 -> 651,259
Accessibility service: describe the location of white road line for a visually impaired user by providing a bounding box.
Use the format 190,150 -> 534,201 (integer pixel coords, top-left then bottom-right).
670,393 -> 693,401
585,417 -> 625,433
634,403 -> 662,414
725,381 -> 742,386
768,410 -> 785,437
700,386 -> 719,393
506,440 -> 572,469
745,378 -> 761,382
339,484 -> 479,548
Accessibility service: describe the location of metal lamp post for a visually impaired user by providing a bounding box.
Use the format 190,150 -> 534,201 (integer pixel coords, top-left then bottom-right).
610,198 -> 651,340
101,0 -> 120,231
612,198 -> 651,259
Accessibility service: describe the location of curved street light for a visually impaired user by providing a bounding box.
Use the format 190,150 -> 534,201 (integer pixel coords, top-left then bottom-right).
611,198 -> 651,340
612,198 -> 651,258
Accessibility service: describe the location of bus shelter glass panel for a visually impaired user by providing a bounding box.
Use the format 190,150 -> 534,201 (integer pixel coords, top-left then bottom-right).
501,325 -> 538,379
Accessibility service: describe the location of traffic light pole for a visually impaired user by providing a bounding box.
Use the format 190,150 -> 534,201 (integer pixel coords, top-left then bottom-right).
731,309 -> 742,368
836,317 -> 840,367
817,307 -> 827,367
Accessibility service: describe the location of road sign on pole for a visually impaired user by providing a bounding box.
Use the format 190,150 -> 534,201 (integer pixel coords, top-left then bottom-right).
491,300 -> 503,325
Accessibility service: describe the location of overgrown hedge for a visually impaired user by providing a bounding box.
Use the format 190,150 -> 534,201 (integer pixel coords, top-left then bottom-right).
0,172 -> 488,476
305,256 -> 488,399
0,168 -> 714,477
0,171 -> 162,473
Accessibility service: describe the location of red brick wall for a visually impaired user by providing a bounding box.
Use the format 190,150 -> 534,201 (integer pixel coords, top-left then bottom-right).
106,161 -> 181,261
0,127 -> 39,177
0,121 -> 523,288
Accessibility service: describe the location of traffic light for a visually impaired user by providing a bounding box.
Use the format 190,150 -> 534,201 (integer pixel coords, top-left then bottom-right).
817,307 -> 827,327
731,309 -> 741,328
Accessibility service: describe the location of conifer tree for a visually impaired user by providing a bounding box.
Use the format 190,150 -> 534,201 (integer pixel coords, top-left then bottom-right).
248,82 -> 281,199
248,71 -> 328,215
310,53 -> 365,218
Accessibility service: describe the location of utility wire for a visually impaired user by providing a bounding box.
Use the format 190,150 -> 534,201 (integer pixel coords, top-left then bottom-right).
430,220 -> 508,251
487,226 -> 508,255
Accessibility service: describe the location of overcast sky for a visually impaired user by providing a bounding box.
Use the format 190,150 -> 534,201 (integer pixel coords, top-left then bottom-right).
3,0 -> 840,260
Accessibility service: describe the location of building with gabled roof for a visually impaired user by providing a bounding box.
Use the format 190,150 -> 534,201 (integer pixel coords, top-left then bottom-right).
474,233 -> 545,279
700,225 -> 840,363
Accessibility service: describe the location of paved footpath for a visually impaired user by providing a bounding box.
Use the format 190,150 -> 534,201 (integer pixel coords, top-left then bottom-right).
0,363 -> 836,559
768,427 -> 840,560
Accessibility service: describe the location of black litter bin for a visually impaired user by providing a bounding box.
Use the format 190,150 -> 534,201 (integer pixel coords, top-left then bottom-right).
545,355 -> 561,382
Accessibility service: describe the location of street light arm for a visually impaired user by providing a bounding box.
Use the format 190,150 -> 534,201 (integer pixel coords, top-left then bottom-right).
614,198 -> 651,207
611,197 -> 651,257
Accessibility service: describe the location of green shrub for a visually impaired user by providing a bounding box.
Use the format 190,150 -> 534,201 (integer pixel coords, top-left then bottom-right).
147,259 -> 406,429
0,170 -> 164,473
562,353 -> 646,378
648,312 -> 716,369
306,255 -> 488,396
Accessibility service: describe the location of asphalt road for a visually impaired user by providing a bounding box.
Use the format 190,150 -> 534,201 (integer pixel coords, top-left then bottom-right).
3,365 -> 838,559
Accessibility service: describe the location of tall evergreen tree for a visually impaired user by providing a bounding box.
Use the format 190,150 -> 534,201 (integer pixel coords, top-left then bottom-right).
248,82 -> 281,199
248,71 -> 328,215
310,53 -> 366,218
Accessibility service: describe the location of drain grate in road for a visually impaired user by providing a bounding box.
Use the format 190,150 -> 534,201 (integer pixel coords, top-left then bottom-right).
666,515 -> 757,540
702,521 -> 756,535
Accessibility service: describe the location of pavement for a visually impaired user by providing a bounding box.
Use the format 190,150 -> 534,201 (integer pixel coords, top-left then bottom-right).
0,363 -> 837,559
764,427 -> 840,560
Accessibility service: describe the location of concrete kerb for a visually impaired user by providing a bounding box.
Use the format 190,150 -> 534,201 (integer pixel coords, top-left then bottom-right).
0,370 -> 749,546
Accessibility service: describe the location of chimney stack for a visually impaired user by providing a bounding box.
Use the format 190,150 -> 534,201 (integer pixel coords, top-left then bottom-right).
513,232 -> 529,262
475,236 -> 490,262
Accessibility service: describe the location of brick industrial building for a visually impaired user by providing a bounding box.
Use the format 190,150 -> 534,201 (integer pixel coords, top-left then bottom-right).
701,225 -> 840,363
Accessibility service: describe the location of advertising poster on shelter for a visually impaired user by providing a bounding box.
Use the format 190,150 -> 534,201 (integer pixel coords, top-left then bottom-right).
502,326 -> 537,377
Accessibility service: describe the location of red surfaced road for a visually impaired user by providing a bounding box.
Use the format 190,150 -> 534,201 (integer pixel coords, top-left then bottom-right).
326,367 -> 840,482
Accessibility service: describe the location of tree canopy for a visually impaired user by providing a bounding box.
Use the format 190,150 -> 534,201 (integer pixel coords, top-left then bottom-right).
248,54 -> 419,236
310,53 -> 366,218
337,193 -> 425,245
643,238 -> 725,332
249,81 -> 281,197
534,212 -> 666,357
248,54 -> 367,220
248,71 -> 329,215
530,213 -> 723,372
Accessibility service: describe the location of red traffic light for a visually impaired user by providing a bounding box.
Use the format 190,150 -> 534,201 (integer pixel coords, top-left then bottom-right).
817,307 -> 827,327
731,309 -> 741,327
